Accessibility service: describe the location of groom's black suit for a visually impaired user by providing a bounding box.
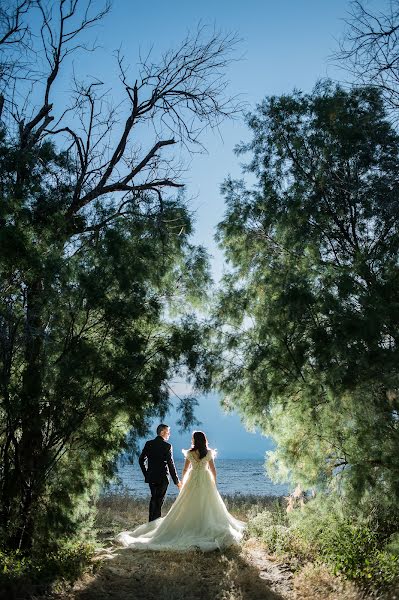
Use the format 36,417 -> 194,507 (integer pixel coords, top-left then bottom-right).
139,435 -> 180,521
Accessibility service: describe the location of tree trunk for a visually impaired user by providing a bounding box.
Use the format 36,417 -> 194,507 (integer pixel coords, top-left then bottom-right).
11,279 -> 46,551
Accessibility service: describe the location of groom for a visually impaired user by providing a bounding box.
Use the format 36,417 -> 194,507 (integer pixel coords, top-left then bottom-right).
139,424 -> 182,521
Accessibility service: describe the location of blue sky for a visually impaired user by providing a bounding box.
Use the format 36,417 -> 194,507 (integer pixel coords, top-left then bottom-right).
62,0 -> 353,283
88,0 -> 355,458
155,393 -> 274,460
83,0 -> 355,458
47,0 -> 377,457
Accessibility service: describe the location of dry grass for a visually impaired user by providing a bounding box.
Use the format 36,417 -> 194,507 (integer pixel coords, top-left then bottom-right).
93,492 -> 281,540
42,493 -> 381,600
293,563 -> 366,600
57,545 -> 287,600
60,493 -> 291,600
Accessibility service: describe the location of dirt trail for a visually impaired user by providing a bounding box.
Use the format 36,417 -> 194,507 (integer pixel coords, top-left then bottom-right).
54,540 -> 294,600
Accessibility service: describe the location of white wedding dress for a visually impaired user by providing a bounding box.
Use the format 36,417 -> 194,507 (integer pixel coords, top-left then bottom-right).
115,449 -> 245,552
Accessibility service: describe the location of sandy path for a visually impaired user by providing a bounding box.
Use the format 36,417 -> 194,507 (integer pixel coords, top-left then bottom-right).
54,540 -> 294,600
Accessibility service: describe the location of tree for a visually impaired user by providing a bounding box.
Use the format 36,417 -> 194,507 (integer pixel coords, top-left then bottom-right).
0,0 -> 33,101
0,0 -> 239,552
337,0 -> 399,118
214,82 -> 399,506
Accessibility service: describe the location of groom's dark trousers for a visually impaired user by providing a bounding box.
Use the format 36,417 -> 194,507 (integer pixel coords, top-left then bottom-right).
139,435 -> 179,521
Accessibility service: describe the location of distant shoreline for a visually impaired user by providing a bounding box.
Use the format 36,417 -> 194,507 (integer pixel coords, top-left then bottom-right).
109,457 -> 290,498
118,455 -> 269,461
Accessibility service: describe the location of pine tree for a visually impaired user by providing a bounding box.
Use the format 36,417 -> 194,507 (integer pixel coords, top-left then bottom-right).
0,1 -> 237,552
214,82 -> 399,506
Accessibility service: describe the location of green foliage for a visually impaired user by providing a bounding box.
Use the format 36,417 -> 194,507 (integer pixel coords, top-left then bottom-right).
214,81 -> 399,592
0,539 -> 95,591
246,505 -> 295,555
214,81 -> 399,506
289,496 -> 399,588
0,0 -> 233,579
0,127 -> 211,553
248,495 -> 399,590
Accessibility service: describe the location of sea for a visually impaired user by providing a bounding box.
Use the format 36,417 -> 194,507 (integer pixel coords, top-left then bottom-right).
110,458 -> 290,498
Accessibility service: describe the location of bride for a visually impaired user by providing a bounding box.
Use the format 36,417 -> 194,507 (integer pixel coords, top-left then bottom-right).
115,431 -> 245,551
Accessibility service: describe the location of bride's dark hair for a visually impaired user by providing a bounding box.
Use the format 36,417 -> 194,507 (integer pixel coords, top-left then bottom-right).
190,430 -> 208,459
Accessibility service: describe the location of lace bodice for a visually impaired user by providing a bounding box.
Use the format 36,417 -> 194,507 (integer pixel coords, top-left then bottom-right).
182,448 -> 215,470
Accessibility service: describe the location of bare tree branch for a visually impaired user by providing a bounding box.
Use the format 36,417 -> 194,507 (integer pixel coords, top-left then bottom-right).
335,0 -> 399,116
2,2 -> 242,233
44,23 -> 243,223
0,0 -> 31,46
0,0 -> 34,99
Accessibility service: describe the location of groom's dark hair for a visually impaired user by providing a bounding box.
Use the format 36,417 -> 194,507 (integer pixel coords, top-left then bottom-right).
157,423 -> 169,436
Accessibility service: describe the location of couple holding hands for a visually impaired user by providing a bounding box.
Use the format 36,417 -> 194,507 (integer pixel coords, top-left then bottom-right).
116,424 -> 245,552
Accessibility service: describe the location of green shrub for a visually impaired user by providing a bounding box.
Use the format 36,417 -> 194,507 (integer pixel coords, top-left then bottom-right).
36,538 -> 95,584
288,496 -> 399,588
370,549 -> 399,587
224,493 -> 280,521
0,538 -> 95,595
288,496 -> 399,589
246,505 -> 297,555
0,549 -> 33,579
247,494 -> 399,592
320,521 -> 380,579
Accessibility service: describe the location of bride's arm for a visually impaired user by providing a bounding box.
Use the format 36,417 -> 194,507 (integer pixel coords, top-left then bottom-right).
181,457 -> 190,480
209,458 -> 217,483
